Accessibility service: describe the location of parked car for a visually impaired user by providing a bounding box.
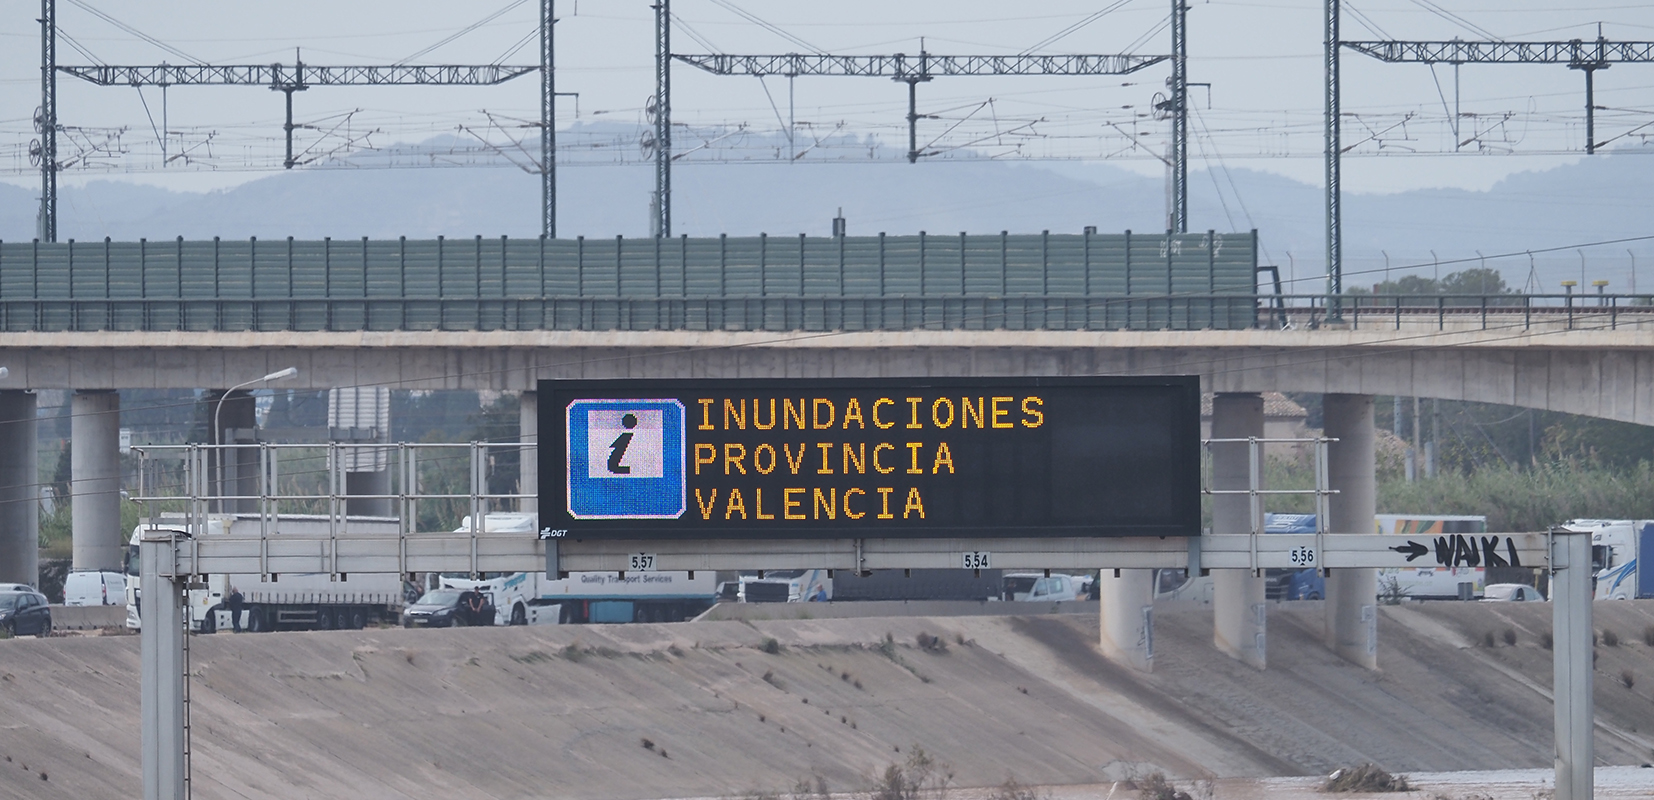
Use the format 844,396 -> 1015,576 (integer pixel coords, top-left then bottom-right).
401,588 -> 496,628
64,570 -> 126,607
1481,583 -> 1545,602
0,588 -> 52,637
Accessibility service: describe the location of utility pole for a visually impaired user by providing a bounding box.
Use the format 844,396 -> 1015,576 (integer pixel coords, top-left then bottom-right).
899,48 -> 933,164
542,0 -> 556,238
1169,0 -> 1188,233
652,0 -> 671,238
37,0 -> 57,243
1570,29 -> 1609,155
1324,0 -> 1342,317
277,51 -> 307,169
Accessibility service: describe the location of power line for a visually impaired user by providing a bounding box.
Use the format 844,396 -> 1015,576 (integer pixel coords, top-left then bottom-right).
705,0 -> 822,55
63,0 -> 203,65
396,0 -> 531,65
1407,0 -> 1499,41
1020,0 -> 1138,56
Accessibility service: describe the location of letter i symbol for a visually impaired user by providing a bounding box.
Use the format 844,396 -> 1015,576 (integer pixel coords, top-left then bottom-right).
608,413 -> 638,474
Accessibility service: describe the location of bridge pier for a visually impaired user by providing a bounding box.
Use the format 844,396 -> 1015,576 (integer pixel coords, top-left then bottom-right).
1098,568 -> 1154,672
330,388 -> 392,517
519,391 -> 537,513
71,390 -> 123,572
0,391 -> 38,586
1211,393 -> 1267,669
1324,394 -> 1379,670
207,390 -> 259,514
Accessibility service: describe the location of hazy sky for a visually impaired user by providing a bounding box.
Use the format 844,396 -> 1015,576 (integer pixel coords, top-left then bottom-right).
3,0 -> 1654,195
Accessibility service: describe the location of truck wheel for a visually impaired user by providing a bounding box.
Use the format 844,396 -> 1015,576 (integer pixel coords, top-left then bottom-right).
335,610 -> 351,630
318,608 -> 334,630
511,605 -> 527,626
200,611 -> 216,635
350,609 -> 366,630
248,607 -> 266,632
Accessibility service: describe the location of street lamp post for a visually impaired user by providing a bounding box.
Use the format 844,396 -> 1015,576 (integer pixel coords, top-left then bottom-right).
213,368 -> 298,511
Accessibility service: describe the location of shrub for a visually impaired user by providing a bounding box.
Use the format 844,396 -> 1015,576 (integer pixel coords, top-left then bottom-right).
1503,629 -> 1518,646
1603,629 -> 1621,647
761,637 -> 782,654
1136,772 -> 1193,800
1324,764 -> 1411,792
1621,670 -> 1636,689
988,777 -> 1047,800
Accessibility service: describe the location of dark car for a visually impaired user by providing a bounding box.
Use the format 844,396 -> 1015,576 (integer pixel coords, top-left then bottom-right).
401,588 -> 495,628
0,589 -> 52,637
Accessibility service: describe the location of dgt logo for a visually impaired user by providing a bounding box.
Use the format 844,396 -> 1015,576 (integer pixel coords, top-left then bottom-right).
566,400 -> 685,519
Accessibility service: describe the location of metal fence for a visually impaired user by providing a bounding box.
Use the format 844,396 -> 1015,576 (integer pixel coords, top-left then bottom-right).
0,231 -> 1259,332
1261,293 -> 1654,331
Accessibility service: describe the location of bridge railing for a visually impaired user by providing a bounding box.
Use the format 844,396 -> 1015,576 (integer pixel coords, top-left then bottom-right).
4,292 -> 1648,333
1263,293 -> 1654,332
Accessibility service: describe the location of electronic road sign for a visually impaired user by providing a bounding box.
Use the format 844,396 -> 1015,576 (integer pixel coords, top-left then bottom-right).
539,376 -> 1200,540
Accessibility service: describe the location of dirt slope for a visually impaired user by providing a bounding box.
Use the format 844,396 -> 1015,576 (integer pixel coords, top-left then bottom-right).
2,601 -> 1653,800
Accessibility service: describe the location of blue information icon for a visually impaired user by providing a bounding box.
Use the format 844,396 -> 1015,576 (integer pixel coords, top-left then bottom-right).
565,399 -> 686,519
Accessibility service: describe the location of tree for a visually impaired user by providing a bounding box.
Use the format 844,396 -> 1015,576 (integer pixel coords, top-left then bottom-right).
1368,267 -> 1514,297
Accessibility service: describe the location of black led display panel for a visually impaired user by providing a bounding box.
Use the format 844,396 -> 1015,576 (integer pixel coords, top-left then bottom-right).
539,376 -> 1200,540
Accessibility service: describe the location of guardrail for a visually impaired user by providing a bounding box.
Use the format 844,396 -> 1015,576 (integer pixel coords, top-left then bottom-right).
3,293 -> 1648,334
1261,293 -> 1654,331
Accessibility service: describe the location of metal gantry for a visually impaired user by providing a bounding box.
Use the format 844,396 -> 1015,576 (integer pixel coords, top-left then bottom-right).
1323,23 -> 1654,319
36,0 -> 546,241
57,61 -> 538,171
674,52 -> 1170,166
1342,36 -> 1654,155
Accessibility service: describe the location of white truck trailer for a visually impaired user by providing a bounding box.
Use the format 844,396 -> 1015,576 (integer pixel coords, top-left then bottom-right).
1375,514 -> 1490,600
439,513 -> 719,625
125,513 -> 406,633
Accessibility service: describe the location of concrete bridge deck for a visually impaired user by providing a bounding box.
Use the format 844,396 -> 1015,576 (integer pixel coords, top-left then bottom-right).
3,325 -> 1649,423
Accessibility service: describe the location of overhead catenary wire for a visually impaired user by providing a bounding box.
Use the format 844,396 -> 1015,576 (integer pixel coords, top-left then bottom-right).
1020,0 -> 1139,56
63,0 -> 204,65
1407,0 -> 1500,41
705,0 -> 823,54
395,0 -> 531,65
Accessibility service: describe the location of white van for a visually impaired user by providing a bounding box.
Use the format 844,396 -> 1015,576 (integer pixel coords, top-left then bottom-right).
64,570 -> 126,606
1001,573 -> 1083,602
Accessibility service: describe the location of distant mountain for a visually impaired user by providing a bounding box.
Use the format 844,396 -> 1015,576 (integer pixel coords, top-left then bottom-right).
5,130 -> 1650,292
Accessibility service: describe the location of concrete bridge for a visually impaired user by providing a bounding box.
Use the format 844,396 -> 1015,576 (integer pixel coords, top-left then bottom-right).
1,233 -> 1649,674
